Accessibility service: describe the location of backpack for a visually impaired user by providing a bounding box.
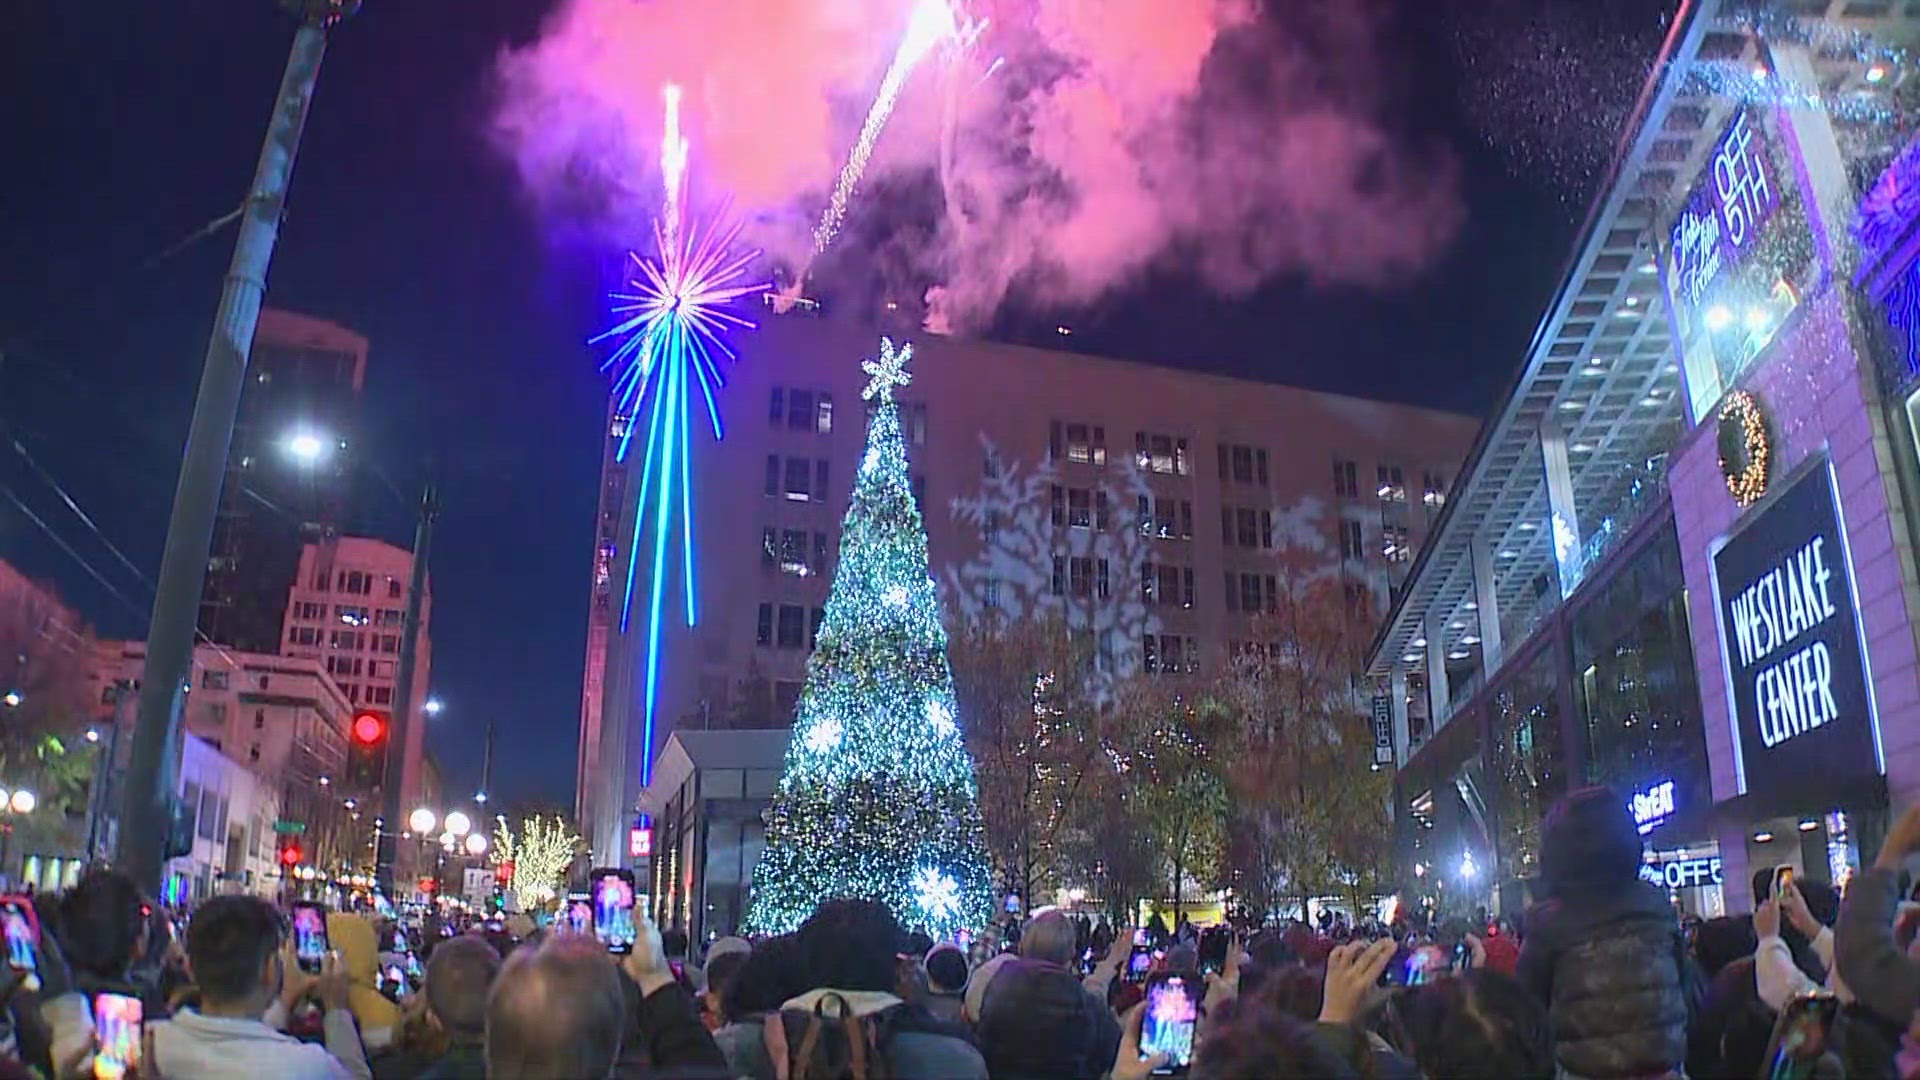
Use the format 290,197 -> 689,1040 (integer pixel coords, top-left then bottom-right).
762,993 -> 894,1080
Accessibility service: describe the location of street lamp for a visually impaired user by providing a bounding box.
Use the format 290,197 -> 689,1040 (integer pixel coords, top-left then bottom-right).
409,808 -> 437,835
464,832 -> 487,856
84,729 -> 99,744
422,698 -> 444,717
2,692 -> 20,709
281,430 -> 331,465
443,810 -> 471,837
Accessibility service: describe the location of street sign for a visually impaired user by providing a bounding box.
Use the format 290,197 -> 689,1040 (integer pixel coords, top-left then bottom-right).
462,867 -> 493,906
272,820 -> 307,835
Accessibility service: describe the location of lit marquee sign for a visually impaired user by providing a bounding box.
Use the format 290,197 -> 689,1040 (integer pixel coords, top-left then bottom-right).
1640,854 -> 1723,890
1712,461 -> 1880,795
1630,780 -> 1675,835
1669,109 -> 1781,321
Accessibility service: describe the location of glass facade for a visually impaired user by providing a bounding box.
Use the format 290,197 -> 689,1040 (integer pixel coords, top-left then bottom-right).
1571,526 -> 1708,827
1486,647 -> 1566,888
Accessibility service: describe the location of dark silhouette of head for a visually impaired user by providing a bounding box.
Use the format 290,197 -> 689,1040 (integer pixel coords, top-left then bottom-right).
1020,910 -> 1078,967
1389,971 -> 1554,1080
426,935 -> 500,1042
1539,786 -> 1643,898
486,935 -> 625,1079
797,898 -> 901,993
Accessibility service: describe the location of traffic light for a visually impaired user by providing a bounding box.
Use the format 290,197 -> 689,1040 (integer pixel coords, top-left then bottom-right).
346,709 -> 390,790
276,834 -> 303,868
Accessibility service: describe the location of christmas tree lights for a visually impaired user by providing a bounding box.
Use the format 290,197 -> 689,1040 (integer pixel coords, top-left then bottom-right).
744,338 -> 993,941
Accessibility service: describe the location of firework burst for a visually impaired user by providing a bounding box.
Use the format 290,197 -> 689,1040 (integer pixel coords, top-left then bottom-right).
589,85 -> 768,785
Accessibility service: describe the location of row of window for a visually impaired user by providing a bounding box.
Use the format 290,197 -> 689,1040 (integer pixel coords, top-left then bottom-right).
1330,459 -> 1448,507
309,569 -> 403,598
1141,561 -> 1196,608
764,457 -> 832,503
1049,423 -> 1270,489
287,627 -> 403,654
755,603 -> 826,650
324,655 -> 398,681
762,529 -> 831,578
1337,521 -> 1412,564
1141,634 -> 1198,675
290,602 -> 404,628
1049,556 -> 1113,600
770,387 -> 835,434
1217,444 -> 1270,486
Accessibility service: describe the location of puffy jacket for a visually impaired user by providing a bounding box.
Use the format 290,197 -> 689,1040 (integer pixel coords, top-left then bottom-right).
1516,881 -> 1687,1079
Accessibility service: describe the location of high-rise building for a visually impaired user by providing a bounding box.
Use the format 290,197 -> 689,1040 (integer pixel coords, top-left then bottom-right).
279,537 -> 432,813
200,309 -> 367,653
578,314 -> 1480,864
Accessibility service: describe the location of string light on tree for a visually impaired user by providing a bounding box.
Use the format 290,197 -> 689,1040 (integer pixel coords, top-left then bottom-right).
744,337 -> 993,941
490,813 -> 582,908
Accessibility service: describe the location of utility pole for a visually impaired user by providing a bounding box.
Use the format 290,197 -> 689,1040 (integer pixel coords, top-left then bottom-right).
117,0 -> 360,892
375,482 -> 434,897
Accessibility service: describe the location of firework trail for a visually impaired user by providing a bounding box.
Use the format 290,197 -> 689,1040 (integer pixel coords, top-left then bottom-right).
590,89 -> 768,783
811,0 -> 959,253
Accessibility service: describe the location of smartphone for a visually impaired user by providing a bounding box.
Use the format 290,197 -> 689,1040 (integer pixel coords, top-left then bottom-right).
564,893 -> 594,936
1139,972 -> 1202,1074
1132,927 -> 1150,947
1762,991 -> 1840,1080
0,898 -> 37,979
290,902 -> 329,975
91,992 -> 143,1080
589,868 -> 638,955
1126,944 -> 1154,982
1776,865 -> 1796,898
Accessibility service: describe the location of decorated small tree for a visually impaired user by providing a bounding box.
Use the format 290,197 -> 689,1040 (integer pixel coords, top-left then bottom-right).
745,338 -> 994,940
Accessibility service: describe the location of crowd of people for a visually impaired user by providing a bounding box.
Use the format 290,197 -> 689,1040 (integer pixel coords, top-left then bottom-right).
8,784 -> 1920,1075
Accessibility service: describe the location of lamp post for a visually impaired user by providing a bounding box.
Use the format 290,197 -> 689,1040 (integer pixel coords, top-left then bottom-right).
0,788 -> 38,889
116,0 -> 360,893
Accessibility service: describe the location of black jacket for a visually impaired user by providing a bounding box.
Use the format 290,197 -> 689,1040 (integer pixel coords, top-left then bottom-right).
1517,881 -> 1687,1079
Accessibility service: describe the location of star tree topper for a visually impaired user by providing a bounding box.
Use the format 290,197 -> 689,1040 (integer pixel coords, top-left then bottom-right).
862,337 -> 914,402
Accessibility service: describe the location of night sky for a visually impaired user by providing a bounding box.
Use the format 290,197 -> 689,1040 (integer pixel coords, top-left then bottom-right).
0,0 -> 1669,808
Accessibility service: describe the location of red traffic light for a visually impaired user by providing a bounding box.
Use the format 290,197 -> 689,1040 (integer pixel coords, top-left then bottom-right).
351,711 -> 385,745
279,843 -> 302,867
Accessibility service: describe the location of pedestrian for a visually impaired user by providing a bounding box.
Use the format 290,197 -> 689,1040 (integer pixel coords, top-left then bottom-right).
1515,785 -> 1689,1080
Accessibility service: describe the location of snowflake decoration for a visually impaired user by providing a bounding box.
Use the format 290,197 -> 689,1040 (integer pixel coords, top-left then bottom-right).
913,865 -> 961,923
861,337 -> 914,402
803,716 -> 844,754
883,584 -> 909,608
862,446 -> 882,476
926,698 -> 956,737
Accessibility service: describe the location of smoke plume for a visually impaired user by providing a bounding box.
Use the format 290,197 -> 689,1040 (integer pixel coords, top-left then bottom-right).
492,0 -> 1463,328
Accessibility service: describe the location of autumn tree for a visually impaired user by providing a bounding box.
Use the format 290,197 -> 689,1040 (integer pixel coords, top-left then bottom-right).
0,578 -> 99,863
949,616 -> 1105,906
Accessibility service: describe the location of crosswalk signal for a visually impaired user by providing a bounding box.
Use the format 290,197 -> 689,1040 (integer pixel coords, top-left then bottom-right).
347,710 -> 390,790
277,835 -> 303,868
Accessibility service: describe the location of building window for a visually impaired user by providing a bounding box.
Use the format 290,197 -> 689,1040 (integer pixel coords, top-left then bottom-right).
764,455 -> 780,497
1141,632 -> 1157,674
1342,520 -> 1366,560
1068,489 -> 1091,529
1333,459 -> 1359,499
1065,423 -> 1106,465
756,604 -> 772,647
1382,525 -> 1411,563
770,387 -> 784,424
815,460 -> 830,503
379,634 -> 398,654
1376,464 -> 1406,501
312,569 -> 330,591
817,393 -> 833,434
761,528 -> 777,569
788,389 -> 814,431
1423,471 -> 1447,509
780,530 -> 809,576
813,532 -> 829,574
1051,486 -> 1066,528
201,670 -> 228,691
1051,556 -> 1066,596
983,578 -> 1002,609
777,605 -> 806,649
1069,556 -> 1093,597
388,579 -> 402,599
371,685 -> 392,705
1135,432 -> 1189,476
902,402 -> 928,446
1240,574 -> 1263,613
784,458 -> 810,502
983,449 -> 1000,478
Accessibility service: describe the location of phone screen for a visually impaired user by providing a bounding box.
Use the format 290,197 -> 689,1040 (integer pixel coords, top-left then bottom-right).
291,904 -> 329,974
564,894 -> 593,936
1140,974 -> 1200,1073
0,901 -> 36,974
91,992 -> 143,1080
1132,927 -> 1150,947
1764,993 -> 1839,1080
590,870 -> 637,955
1126,945 -> 1154,982
1776,865 -> 1796,897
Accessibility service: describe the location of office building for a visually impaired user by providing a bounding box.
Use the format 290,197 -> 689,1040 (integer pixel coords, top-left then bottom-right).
580,315 -> 1480,864
1366,1 -> 1920,918
200,308 -> 367,653
279,537 -> 432,812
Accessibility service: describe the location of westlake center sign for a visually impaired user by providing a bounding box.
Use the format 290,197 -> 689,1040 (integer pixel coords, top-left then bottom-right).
1713,460 -> 1879,795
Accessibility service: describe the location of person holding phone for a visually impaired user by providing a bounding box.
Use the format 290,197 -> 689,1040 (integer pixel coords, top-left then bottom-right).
1835,803 -> 1920,1028
148,896 -> 370,1080
1755,877 -> 1846,1012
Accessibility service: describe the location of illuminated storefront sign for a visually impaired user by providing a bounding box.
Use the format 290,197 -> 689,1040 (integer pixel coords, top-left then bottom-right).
1640,853 -> 1723,889
1712,460 -> 1879,794
1670,110 -> 1781,319
1630,780 -> 1676,835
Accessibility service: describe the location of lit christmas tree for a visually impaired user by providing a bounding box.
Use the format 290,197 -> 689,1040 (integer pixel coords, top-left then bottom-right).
744,337 -> 994,940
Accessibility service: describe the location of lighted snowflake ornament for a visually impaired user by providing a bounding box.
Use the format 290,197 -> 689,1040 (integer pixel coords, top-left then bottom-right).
913,865 -> 962,924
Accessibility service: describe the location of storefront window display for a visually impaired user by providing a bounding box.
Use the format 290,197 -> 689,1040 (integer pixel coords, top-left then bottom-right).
1572,525 -> 1711,835
1486,647 -> 1566,895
